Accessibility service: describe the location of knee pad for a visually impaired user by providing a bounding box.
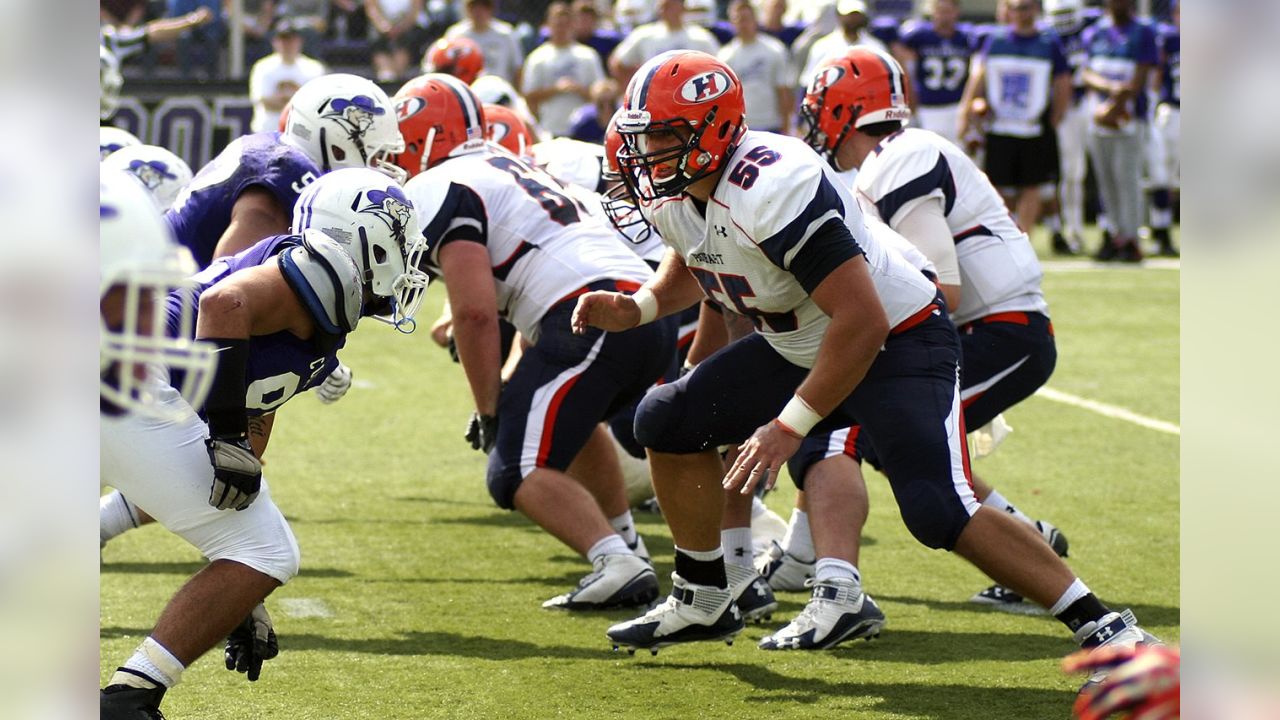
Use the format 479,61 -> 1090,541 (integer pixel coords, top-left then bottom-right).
485,458 -> 523,511
633,382 -> 696,453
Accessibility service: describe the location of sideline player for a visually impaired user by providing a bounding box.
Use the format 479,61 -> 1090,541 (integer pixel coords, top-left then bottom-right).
573,53 -> 1157,684
1145,1 -> 1179,257
101,168 -> 428,718
392,74 -> 668,611
892,0 -> 977,146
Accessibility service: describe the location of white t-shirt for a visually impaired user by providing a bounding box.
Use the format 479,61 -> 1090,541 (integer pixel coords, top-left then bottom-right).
800,30 -> 887,88
521,42 -> 605,137
248,53 -> 326,134
855,128 -> 1047,325
718,34 -> 794,132
612,22 -> 720,70
445,19 -> 524,84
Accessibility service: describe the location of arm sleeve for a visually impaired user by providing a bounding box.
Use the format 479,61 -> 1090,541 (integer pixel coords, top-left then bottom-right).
893,196 -> 959,286
786,217 -> 865,294
753,167 -> 864,293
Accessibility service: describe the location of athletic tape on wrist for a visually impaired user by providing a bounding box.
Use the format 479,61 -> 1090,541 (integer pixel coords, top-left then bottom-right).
632,287 -> 658,326
777,394 -> 823,437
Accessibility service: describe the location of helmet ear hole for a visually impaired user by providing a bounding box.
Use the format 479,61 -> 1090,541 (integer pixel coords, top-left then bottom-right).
718,122 -> 730,139
332,145 -> 347,162
372,245 -> 388,264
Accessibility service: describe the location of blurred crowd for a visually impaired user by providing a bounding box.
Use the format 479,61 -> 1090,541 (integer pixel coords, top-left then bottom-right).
101,0 -> 1179,258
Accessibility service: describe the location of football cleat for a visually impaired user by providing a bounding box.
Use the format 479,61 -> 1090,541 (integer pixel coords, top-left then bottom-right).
542,553 -> 658,611
607,573 -> 744,654
1052,231 -> 1081,256
755,540 -> 815,592
628,535 -> 651,564
1037,520 -> 1070,558
1072,609 -> 1163,697
101,684 -> 167,720
969,584 -> 1047,615
726,562 -> 778,623
759,577 -> 885,650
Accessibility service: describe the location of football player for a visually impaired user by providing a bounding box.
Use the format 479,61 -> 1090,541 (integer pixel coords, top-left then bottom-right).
101,144 -> 194,211
392,74 -> 666,611
100,125 -> 142,161
100,168 -> 428,719
1145,0 -> 1179,256
892,0 -> 979,147
574,52 -> 1158,679
422,36 -> 487,84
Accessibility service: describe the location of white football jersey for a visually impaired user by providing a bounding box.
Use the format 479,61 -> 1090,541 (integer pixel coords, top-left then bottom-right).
558,179 -> 667,266
855,128 -> 1048,326
647,130 -> 937,368
404,147 -> 653,343
531,138 -> 607,194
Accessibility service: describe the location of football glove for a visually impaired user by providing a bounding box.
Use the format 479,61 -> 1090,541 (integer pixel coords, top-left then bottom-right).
465,412 -> 499,453
1064,644 -> 1180,720
206,436 -> 262,511
315,363 -> 353,404
225,603 -> 278,682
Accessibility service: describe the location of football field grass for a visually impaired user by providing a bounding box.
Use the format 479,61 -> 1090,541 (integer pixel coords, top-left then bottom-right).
101,255 -> 1180,719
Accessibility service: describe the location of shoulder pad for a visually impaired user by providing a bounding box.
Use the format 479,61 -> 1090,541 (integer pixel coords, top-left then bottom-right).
278,229 -> 363,334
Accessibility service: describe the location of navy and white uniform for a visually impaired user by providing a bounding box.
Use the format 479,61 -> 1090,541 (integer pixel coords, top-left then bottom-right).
977,27 -> 1070,188
898,21 -> 979,145
167,132 -> 320,269
634,131 -> 980,550
792,128 -> 1055,480
405,147 -> 676,510
1147,23 -> 1179,189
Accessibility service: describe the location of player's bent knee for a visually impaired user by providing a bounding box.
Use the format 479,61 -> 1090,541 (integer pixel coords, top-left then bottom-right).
485,461 -> 522,511
898,498 -> 972,551
634,383 -> 696,453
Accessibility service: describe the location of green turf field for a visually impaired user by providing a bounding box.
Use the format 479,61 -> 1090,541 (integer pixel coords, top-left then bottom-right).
101,256 -> 1179,719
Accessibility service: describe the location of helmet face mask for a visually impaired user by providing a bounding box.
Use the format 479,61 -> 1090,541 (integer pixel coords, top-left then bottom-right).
602,111 -> 653,245
618,51 -> 746,201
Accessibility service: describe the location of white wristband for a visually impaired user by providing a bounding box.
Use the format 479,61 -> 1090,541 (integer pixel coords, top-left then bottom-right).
776,394 -> 823,437
632,287 -> 658,326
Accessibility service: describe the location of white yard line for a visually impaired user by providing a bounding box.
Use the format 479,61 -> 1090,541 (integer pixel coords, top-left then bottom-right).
1041,258 -> 1180,272
1034,387 -> 1180,436
278,598 -> 334,619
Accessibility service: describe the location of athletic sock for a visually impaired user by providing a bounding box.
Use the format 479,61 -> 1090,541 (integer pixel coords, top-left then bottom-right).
100,490 -> 141,545
113,637 -> 185,689
1051,578 -> 1110,633
982,489 -> 1034,526
814,557 -> 861,586
1150,189 -> 1172,229
781,509 -> 815,562
720,527 -> 754,568
586,534 -> 632,564
674,546 -> 727,588
609,510 -> 638,546
1045,213 -> 1062,232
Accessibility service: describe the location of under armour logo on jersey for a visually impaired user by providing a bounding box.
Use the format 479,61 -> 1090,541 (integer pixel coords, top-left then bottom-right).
126,159 -> 177,190
714,225 -> 728,237
680,71 -> 733,103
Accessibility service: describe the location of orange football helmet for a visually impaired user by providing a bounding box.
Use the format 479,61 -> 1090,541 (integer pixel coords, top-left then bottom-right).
801,47 -> 912,169
390,73 -> 488,179
616,50 -> 746,200
483,103 -> 535,159
423,37 -> 485,85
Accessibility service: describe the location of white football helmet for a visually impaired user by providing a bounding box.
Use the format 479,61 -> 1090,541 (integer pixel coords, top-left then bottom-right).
1043,0 -> 1084,34
100,169 -> 215,416
284,73 -> 407,183
100,126 -> 142,161
101,144 -> 194,210
100,45 -> 123,121
292,168 -> 430,332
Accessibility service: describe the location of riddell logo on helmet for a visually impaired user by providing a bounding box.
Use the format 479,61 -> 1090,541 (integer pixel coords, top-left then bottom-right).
885,108 -> 911,120
679,71 -> 733,104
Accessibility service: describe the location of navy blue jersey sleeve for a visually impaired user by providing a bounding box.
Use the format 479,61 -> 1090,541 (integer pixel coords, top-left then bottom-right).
424,182 -> 489,255
873,153 -> 956,225
757,171 -> 844,272
1049,35 -> 1070,75
1136,23 -> 1159,65
788,218 -> 865,294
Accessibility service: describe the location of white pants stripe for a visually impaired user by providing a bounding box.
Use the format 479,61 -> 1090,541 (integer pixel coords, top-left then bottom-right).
519,333 -> 606,478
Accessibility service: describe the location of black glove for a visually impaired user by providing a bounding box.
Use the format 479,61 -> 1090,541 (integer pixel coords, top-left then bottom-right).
206,436 -> 262,511
465,412 -> 499,453
225,603 -> 278,682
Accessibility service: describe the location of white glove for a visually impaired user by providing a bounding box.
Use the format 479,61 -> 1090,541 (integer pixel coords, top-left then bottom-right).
206,437 -> 262,511
315,364 -> 353,404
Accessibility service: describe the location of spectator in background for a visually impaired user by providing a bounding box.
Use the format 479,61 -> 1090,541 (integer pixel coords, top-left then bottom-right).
1082,0 -> 1158,262
687,0 -> 737,45
566,78 -> 619,143
276,0 -> 330,52
327,0 -> 369,43
249,18 -> 327,133
758,0 -> 806,49
522,1 -> 605,137
238,0 -> 278,66
609,0 -> 720,86
539,0 -> 623,67
799,0 -> 885,87
100,5 -> 214,67
444,0 -> 524,85
718,0 -> 794,135
959,0 -> 1071,232
165,0 -> 225,78
614,0 -> 656,34
101,0 -> 148,27
893,0 -> 977,146
366,0 -> 426,81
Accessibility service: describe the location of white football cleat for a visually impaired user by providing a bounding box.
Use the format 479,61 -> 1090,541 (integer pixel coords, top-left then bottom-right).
542,553 -> 658,611
759,577 -> 885,651
607,573 -> 744,655
726,562 -> 778,623
755,540 -> 814,592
